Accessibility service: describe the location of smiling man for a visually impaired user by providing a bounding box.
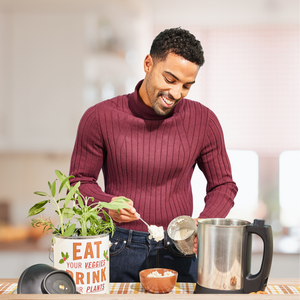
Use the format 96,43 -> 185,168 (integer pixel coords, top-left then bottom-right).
140,52 -> 199,115
69,28 -> 238,283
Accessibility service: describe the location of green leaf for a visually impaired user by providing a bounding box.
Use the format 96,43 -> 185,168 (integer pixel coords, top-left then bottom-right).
62,223 -> 76,237
110,225 -> 116,237
61,207 -> 75,219
113,197 -> 131,203
77,195 -> 84,209
100,201 -> 129,211
34,191 -> 49,197
28,205 -> 47,217
64,182 -> 80,208
28,200 -> 49,216
73,208 -> 83,215
66,252 -> 69,260
30,217 -> 55,233
51,180 -> 56,197
59,259 -> 65,264
57,197 -> 66,203
61,252 -> 66,258
89,213 -> 98,222
102,210 -> 110,222
59,175 -> 74,193
59,177 -> 68,193
55,170 -> 64,184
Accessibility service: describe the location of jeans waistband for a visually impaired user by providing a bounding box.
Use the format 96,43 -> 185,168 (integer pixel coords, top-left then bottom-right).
111,226 -> 171,248
112,226 -> 149,240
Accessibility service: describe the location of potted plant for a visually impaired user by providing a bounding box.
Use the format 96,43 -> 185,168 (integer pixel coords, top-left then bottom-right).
28,170 -> 129,294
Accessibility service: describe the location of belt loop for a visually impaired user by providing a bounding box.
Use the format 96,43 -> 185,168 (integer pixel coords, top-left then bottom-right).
126,230 -> 133,249
164,231 -> 168,249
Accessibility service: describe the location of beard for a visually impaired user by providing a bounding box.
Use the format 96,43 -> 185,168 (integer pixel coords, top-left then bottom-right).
145,74 -> 178,116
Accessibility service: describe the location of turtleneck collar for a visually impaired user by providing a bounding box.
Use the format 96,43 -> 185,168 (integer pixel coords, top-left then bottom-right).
128,80 -> 182,120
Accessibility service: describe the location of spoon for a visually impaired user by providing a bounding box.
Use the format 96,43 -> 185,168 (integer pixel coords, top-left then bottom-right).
138,215 -> 151,229
137,214 -> 164,242
136,214 -> 154,235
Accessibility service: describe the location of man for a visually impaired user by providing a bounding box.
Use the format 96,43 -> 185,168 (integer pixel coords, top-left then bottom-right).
69,27 -> 238,283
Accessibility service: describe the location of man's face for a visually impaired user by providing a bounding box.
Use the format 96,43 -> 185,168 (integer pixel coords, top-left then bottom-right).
141,53 -> 199,116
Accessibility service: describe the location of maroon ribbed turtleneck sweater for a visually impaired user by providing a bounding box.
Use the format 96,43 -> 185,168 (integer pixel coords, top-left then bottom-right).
69,81 -> 238,232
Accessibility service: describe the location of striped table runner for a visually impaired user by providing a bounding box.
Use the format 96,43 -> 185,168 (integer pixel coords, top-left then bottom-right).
1,282 -> 299,295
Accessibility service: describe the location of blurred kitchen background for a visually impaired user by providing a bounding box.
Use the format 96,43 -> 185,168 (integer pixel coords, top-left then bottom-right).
0,0 -> 299,279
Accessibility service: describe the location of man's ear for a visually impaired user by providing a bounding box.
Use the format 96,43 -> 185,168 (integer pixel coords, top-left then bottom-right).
144,54 -> 153,73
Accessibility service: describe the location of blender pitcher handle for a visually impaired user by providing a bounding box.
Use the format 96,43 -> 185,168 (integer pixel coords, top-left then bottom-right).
243,219 -> 273,294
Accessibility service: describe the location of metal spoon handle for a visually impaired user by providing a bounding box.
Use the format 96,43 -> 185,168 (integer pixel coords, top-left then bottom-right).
139,216 -> 150,228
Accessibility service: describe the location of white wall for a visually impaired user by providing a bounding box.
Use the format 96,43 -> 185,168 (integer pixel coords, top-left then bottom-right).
152,0 -> 299,26
0,0 -> 152,152
0,11 -> 12,149
0,10 -> 85,151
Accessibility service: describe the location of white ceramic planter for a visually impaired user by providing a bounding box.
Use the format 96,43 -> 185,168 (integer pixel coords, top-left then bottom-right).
52,233 -> 110,294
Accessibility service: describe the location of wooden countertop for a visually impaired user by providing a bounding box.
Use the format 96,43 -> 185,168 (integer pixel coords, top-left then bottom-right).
1,278 -> 299,299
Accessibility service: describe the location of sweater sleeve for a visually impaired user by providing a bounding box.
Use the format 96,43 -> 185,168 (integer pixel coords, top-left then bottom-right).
69,106 -> 114,204
196,111 -> 238,218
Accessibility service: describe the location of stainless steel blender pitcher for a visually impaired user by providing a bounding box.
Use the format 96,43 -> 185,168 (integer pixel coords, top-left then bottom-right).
167,216 -> 197,255
194,219 -> 273,294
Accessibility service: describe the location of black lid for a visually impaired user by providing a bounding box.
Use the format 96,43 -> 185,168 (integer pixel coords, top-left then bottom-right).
17,264 -> 77,294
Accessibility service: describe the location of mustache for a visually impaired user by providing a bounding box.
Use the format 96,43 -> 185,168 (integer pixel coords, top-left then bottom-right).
158,92 -> 180,102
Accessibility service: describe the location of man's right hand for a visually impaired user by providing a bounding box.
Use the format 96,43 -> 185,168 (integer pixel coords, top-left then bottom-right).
193,218 -> 200,255
108,197 -> 139,223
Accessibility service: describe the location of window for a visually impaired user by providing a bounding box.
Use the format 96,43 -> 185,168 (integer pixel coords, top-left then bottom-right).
279,151 -> 300,228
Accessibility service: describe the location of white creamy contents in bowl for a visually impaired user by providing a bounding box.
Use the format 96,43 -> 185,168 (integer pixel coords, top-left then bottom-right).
147,271 -> 175,278
148,225 -> 164,242
173,228 -> 194,240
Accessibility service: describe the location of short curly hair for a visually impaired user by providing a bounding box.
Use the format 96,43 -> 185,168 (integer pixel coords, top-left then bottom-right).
150,27 -> 205,67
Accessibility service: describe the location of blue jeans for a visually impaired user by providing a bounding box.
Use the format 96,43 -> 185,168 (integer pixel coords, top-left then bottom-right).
109,226 -> 197,282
